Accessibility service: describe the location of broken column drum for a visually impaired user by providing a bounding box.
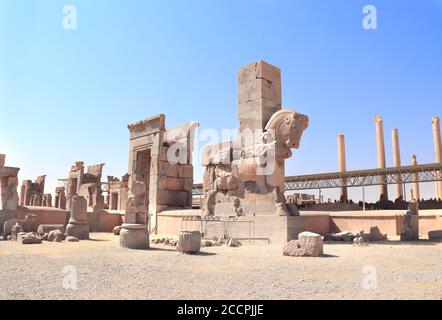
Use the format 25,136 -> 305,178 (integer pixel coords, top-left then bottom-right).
119,224 -> 149,249
66,195 -> 90,240
177,230 -> 201,254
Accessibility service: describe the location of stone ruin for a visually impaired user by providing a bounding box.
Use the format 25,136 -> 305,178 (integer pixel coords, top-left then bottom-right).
117,115 -> 198,249
0,154 -> 19,234
19,175 -> 47,207
107,174 -> 129,211
202,61 -> 309,217
66,161 -> 105,211
66,195 -> 90,240
126,115 -> 198,232
400,200 -> 419,241
54,186 -> 67,209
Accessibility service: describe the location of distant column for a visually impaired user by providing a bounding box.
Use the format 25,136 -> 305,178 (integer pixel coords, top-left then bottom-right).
411,155 -> 420,201
432,117 -> 442,200
374,116 -> 388,201
391,128 -> 403,200
337,134 -> 348,202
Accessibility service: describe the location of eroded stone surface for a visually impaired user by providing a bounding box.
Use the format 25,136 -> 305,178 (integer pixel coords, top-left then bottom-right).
283,232 -> 323,257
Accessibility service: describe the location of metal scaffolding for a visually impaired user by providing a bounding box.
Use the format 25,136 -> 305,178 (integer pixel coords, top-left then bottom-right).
192,163 -> 442,194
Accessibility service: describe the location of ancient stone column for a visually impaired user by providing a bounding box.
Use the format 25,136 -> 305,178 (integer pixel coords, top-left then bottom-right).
66,195 -> 89,240
374,116 -> 388,201
432,117 -> 442,200
337,134 -> 348,202
391,128 -> 403,200
411,155 -> 420,201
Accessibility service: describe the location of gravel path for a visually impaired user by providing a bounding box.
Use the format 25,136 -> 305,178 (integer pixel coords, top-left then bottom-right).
0,233 -> 441,300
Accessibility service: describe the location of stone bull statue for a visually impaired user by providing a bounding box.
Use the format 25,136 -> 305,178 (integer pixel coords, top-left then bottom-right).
203,109 -> 309,217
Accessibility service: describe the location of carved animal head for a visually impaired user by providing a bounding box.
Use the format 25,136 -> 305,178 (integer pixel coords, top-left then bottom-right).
265,109 -> 309,153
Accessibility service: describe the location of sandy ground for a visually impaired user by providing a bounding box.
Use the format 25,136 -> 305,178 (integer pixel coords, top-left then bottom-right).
0,233 -> 441,300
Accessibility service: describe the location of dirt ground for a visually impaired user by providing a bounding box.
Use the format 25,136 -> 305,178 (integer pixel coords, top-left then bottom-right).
0,233 -> 441,300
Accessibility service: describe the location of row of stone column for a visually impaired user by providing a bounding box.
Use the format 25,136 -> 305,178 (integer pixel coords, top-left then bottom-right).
337,116 -> 442,202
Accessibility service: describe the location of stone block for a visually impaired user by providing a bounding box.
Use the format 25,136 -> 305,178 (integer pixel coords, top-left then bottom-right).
177,230 -> 201,254
238,60 -> 281,85
428,230 -> 442,241
119,224 -> 149,250
17,232 -> 42,245
66,224 -> 90,240
66,236 -> 79,242
238,78 -> 281,105
48,229 -> 65,242
37,224 -> 65,234
157,190 -> 189,206
0,154 -> 5,167
179,165 -> 193,178
283,232 -> 323,257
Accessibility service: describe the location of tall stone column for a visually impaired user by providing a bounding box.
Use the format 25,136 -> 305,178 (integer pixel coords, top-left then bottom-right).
411,155 -> 420,201
432,117 -> 442,200
374,116 -> 388,201
391,128 -> 403,200
337,134 -> 348,202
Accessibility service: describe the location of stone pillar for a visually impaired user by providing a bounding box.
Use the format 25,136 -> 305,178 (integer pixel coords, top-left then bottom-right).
374,116 -> 388,201
66,195 -> 89,239
432,117 -> 442,200
391,128 -> 403,200
337,134 -> 348,202
238,61 -> 282,134
411,155 -> 420,201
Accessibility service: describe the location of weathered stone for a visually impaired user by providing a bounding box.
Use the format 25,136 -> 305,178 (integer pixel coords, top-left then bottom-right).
177,230 -> 201,254
369,226 -> 387,242
428,230 -> 442,241
18,232 -> 42,245
37,224 -> 65,234
201,240 -> 212,247
3,214 -> 36,240
66,236 -> 79,242
113,226 -> 122,235
353,237 -> 365,246
203,63 -> 309,217
227,238 -> 240,247
11,223 -> 23,242
66,196 -> 90,240
119,224 -> 149,250
400,202 -> 419,241
283,232 -> 323,257
48,229 -> 65,242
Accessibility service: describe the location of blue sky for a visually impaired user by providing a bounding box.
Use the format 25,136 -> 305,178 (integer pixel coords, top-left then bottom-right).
1,0 -> 442,202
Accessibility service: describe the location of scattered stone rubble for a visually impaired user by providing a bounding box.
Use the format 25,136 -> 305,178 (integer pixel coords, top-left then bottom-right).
150,235 -> 237,249
324,226 -> 387,243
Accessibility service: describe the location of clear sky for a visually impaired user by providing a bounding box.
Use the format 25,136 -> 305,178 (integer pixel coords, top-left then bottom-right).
1,0 -> 441,202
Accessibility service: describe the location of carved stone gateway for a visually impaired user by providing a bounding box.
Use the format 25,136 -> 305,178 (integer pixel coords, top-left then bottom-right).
202,61 -> 309,217
127,115 -> 198,233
